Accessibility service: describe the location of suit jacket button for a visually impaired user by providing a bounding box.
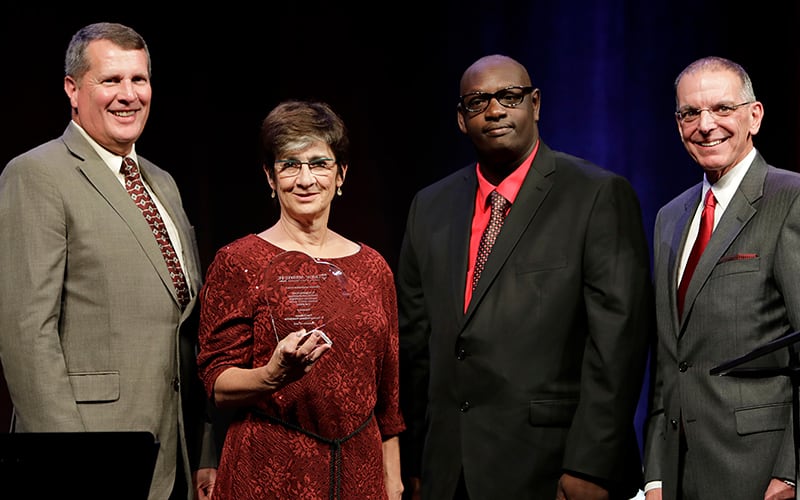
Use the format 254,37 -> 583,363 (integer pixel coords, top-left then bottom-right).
172,377 -> 180,392
679,361 -> 689,372
460,401 -> 471,412
670,419 -> 679,430
457,348 -> 466,360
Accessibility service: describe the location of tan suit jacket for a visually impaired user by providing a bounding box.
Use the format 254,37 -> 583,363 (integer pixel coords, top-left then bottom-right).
0,123 -> 216,499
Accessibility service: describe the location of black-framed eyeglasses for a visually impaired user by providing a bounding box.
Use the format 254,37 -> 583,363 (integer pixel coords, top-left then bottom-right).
675,101 -> 753,124
275,158 -> 337,178
458,86 -> 535,113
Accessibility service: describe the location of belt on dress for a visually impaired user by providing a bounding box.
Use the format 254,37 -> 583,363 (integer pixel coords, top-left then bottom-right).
251,408 -> 375,500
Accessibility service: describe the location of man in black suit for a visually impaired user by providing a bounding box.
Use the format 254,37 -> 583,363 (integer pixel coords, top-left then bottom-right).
397,54 -> 654,499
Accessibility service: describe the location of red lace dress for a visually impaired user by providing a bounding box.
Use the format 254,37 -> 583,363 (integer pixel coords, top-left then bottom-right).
197,235 -> 405,500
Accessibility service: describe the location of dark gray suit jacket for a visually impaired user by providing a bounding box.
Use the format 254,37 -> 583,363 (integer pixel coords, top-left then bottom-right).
645,151 -> 800,499
398,141 -> 653,499
0,123 -> 216,499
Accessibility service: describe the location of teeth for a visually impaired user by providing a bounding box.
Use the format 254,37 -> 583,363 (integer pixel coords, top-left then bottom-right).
700,139 -> 723,147
113,111 -> 134,117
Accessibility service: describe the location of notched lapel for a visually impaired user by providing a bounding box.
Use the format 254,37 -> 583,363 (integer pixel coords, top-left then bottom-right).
464,151 -> 554,323
665,185 -> 700,333
679,161 -> 763,330
454,169 -> 478,328
84,161 -> 178,300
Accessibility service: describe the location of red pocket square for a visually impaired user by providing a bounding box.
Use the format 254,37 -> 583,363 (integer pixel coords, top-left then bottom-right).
718,253 -> 758,263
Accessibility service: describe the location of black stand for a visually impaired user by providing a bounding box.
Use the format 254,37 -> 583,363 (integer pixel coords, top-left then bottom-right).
711,330 -> 800,497
0,431 -> 159,499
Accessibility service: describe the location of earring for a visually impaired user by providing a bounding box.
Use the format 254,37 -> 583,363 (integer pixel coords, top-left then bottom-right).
271,190 -> 276,199
337,186 -> 343,196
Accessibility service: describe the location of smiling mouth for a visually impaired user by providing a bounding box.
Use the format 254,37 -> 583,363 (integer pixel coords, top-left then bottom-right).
698,139 -> 725,147
111,110 -> 135,117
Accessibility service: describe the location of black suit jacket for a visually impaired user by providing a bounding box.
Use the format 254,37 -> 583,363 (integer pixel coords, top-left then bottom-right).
398,142 -> 654,499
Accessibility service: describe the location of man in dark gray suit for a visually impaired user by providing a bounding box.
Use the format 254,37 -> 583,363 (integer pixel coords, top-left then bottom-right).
644,56 -> 800,500
397,54 -> 654,499
0,22 -> 216,499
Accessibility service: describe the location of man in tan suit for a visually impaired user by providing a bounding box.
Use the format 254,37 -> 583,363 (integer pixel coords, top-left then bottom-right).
0,22 -> 216,499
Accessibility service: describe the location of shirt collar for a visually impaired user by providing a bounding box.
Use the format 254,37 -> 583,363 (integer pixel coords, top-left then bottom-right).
475,139 -> 540,208
703,147 -> 756,211
71,120 -> 138,173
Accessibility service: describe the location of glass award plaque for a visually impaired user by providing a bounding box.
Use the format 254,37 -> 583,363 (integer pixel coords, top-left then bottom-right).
264,250 -> 351,345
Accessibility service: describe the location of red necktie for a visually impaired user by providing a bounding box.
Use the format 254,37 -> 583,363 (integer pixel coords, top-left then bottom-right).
677,189 -> 716,319
121,157 -> 190,308
473,191 -> 510,290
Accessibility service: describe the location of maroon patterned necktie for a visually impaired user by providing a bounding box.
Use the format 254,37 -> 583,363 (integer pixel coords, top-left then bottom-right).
473,190 -> 510,290
677,189 -> 716,319
121,157 -> 190,308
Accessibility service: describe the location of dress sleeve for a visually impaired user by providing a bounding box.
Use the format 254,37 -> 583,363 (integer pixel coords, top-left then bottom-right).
197,246 -> 257,399
371,252 -> 406,438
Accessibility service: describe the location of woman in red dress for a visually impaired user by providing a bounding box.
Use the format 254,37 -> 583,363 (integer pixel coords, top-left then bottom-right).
197,100 -> 405,500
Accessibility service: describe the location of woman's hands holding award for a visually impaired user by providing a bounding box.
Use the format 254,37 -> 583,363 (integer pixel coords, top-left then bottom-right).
263,251 -> 351,385
265,327 -> 332,387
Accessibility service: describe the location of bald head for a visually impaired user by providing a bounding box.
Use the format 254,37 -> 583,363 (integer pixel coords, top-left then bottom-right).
460,55 -> 531,94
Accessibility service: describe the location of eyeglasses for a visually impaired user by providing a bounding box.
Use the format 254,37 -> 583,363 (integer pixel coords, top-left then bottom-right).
675,101 -> 753,124
458,86 -> 535,113
275,158 -> 337,178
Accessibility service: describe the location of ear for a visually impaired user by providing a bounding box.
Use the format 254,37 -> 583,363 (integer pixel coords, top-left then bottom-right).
64,76 -> 79,110
457,108 -> 468,134
263,164 -> 276,191
338,163 -> 348,186
530,88 -> 541,121
748,101 -> 764,136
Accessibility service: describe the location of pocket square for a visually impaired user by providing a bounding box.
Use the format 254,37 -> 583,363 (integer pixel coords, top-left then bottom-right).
718,253 -> 758,263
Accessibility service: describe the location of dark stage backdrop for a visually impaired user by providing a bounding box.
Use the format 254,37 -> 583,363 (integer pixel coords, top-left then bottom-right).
2,2 -> 798,458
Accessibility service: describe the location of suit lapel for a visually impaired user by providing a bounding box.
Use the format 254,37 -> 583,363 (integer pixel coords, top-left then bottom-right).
678,156 -> 766,333
62,125 -> 181,308
449,168 -> 477,330
670,188 -> 700,333
137,159 -> 202,296
463,144 -> 555,324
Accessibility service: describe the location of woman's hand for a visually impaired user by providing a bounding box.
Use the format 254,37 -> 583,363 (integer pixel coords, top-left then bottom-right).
266,328 -> 332,387
212,328 -> 333,407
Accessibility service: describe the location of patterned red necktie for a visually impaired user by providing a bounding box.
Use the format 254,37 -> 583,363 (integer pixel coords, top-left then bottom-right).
473,190 -> 510,290
121,157 -> 190,308
677,189 -> 716,319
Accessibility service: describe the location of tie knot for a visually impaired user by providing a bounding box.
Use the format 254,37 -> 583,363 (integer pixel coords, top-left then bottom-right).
704,189 -> 716,208
121,157 -> 139,177
489,191 -> 509,212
